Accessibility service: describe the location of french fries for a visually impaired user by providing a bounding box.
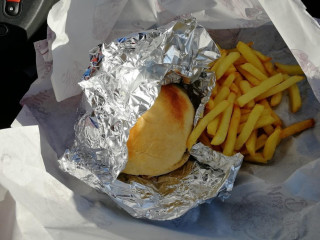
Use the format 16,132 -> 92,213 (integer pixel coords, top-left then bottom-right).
211,93 -> 236,145
222,72 -> 236,87
263,61 -> 277,76
239,80 -> 255,108
237,67 -> 261,86
259,99 -> 282,126
245,153 -> 267,164
187,100 -> 229,150
246,130 -> 257,157
210,86 -> 230,109
288,83 -> 302,113
270,92 -> 283,107
255,75 -> 304,101
237,114 -> 276,133
274,62 -> 304,75
234,104 -> 264,150
263,127 -> 281,161
216,52 -> 240,80
236,41 -> 268,75
210,51 -> 227,72
241,134 -> 268,155
207,116 -> 220,136
253,49 -> 272,62
280,119 -> 315,139
240,63 -> 268,81
223,106 -> 241,156
263,125 -> 275,135
237,73 -> 283,107
187,40 -> 316,164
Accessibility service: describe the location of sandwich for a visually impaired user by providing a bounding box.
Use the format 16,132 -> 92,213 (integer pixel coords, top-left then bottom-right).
123,84 -> 195,176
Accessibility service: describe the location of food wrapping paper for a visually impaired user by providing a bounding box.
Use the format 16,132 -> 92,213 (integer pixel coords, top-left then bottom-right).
56,17 -> 242,220
1,0 -> 320,239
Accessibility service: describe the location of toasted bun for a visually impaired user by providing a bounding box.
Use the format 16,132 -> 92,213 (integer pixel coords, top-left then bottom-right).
123,84 -> 195,176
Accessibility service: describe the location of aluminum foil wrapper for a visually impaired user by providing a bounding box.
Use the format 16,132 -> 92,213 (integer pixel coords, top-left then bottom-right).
59,18 -> 243,220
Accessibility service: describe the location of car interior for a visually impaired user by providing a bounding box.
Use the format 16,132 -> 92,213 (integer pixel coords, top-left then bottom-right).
0,0 -> 317,129
0,0 -> 57,129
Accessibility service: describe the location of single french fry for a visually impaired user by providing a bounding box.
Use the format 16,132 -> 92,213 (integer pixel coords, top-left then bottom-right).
259,99 -> 282,126
263,127 -> 282,161
222,72 -> 236,87
229,83 -> 240,94
274,62 -> 304,75
240,112 -> 250,123
256,134 -> 268,151
239,80 -> 255,108
240,110 -> 270,123
211,83 -> 220,98
255,115 -> 276,129
199,132 -> 213,149
211,93 -> 236,145
228,42 -> 253,53
216,52 -> 241,80
233,55 -> 247,65
255,75 -> 304,101
288,83 -> 302,113
263,125 -> 275,135
282,73 -> 290,80
244,153 -> 267,164
236,73 -> 283,107
280,119 -> 315,139
234,72 -> 243,86
223,105 -> 241,156
270,91 -> 283,107
237,67 -> 261,86
240,63 -> 268,81
240,108 -> 251,115
253,49 -> 272,62
236,41 -> 268,75
246,130 -> 257,156
206,98 -> 214,110
209,86 -> 230,110
263,61 -> 277,76
219,76 -> 227,86
187,100 -> 230,150
235,104 -> 264,150
224,64 -> 237,76
207,116 -> 221,136
210,51 -> 227,72
238,114 -> 276,133
236,89 -> 242,98
241,133 -> 268,155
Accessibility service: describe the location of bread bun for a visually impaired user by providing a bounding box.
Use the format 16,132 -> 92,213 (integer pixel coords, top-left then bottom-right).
123,84 -> 195,176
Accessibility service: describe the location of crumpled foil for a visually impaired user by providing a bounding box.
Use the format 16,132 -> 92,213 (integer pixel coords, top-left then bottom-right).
59,18 -> 243,220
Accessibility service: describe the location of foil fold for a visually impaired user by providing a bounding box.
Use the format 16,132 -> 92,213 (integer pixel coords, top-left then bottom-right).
59,18 -> 243,220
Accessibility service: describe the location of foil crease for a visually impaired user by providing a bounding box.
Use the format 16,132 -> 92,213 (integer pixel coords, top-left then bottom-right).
59,18 -> 243,220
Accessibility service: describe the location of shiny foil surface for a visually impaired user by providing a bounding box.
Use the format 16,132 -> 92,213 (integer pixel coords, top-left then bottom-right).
59,18 -> 243,220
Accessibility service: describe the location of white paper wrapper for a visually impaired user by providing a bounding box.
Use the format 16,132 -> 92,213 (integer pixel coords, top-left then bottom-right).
1,0 -> 320,239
